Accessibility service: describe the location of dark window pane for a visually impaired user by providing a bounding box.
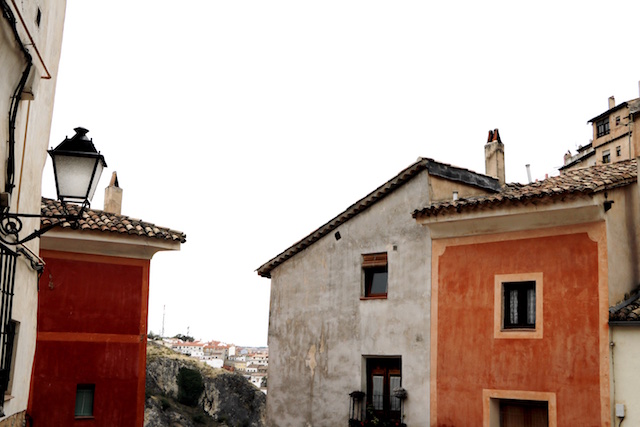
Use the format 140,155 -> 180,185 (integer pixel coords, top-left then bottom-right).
75,384 -> 94,417
503,281 -> 535,329
370,272 -> 388,295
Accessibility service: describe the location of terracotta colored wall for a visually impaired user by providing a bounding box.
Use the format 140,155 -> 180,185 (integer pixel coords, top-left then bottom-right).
435,232 -> 602,425
28,251 -> 149,427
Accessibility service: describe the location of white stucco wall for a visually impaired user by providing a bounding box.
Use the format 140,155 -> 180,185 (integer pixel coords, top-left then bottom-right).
610,327 -> 640,426
0,0 -> 67,421
267,171 -> 432,426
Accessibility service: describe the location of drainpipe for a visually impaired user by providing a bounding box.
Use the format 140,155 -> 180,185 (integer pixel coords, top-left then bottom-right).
1,0 -> 33,197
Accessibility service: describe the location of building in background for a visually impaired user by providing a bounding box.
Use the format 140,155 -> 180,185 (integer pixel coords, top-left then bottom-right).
0,1 -> 67,424
260,119 -> 640,425
562,86 -> 640,172
257,133 -> 504,426
28,184 -> 185,426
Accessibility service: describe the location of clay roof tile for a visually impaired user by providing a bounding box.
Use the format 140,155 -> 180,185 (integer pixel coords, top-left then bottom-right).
40,198 -> 186,243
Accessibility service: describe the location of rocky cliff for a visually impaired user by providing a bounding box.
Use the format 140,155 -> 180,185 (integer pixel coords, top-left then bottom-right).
145,342 -> 266,427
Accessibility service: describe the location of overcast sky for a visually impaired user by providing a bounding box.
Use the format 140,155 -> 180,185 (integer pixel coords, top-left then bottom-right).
44,0 -> 640,346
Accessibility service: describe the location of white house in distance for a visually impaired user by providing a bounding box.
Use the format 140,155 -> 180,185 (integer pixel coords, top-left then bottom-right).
0,1 -> 66,425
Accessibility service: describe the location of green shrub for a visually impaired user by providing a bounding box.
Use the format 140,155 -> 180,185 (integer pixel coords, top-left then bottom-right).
177,367 -> 204,407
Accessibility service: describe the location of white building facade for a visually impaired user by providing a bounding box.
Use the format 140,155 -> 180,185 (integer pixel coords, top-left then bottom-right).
0,1 -> 67,424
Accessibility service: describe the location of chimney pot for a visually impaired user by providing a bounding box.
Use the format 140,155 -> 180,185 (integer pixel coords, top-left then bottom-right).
484,128 -> 505,186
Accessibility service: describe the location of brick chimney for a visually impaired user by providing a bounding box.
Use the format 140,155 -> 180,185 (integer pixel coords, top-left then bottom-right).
485,129 -> 505,186
609,96 -> 615,109
104,172 -> 122,215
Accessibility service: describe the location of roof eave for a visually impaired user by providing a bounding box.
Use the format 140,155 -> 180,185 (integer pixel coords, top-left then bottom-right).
588,102 -> 629,123
41,227 -> 181,260
257,158 -> 500,278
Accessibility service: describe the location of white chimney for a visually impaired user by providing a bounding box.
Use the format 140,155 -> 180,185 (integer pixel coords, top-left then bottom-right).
104,172 -> 122,215
609,96 -> 615,109
485,129 -> 505,186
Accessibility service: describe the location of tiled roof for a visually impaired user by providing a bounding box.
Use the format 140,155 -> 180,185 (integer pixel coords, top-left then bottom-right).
610,287 -> 640,323
256,157 -> 500,278
41,198 -> 186,243
413,159 -> 637,219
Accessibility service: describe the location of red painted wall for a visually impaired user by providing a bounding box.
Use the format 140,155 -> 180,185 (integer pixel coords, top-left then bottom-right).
28,250 -> 150,427
435,232 -> 602,425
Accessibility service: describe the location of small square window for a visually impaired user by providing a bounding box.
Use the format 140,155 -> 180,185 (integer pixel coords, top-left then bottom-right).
502,281 -> 536,329
602,150 -> 611,164
494,273 -> 543,339
75,384 -> 95,418
616,116 -> 621,126
362,253 -> 387,298
616,146 -> 621,157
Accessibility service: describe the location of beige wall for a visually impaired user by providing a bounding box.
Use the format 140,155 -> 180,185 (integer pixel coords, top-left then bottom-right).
593,106 -> 632,149
610,327 -> 640,426
0,0 -> 66,422
592,105 -> 636,165
267,171 -> 433,426
604,185 -> 640,304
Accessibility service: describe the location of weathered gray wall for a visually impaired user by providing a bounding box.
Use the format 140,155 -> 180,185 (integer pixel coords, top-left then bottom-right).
267,171 -> 432,426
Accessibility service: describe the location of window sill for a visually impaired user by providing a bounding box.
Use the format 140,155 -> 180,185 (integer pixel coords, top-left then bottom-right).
360,295 -> 387,300
496,327 -> 542,339
3,393 -> 14,402
74,416 -> 95,420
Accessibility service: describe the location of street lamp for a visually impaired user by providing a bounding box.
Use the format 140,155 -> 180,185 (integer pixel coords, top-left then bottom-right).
49,127 -> 107,206
0,127 -> 107,246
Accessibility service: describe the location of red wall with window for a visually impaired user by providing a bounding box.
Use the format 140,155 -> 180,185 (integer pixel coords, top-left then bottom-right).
433,229 -> 607,425
28,250 -> 149,426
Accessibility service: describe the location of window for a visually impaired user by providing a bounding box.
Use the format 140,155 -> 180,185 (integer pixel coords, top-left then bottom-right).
616,146 -> 621,157
75,384 -> 95,418
602,150 -> 611,164
616,116 -> 621,126
362,253 -> 387,298
503,281 -> 535,329
366,357 -> 402,422
494,273 -> 543,339
596,118 -> 610,138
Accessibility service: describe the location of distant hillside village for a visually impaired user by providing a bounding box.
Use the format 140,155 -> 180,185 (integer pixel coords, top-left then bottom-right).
154,337 -> 269,394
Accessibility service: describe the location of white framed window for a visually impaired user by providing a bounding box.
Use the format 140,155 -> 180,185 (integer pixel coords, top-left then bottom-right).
494,273 -> 543,339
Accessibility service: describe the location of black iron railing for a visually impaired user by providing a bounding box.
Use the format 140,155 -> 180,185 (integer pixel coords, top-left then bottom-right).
0,243 -> 18,417
349,390 -> 407,427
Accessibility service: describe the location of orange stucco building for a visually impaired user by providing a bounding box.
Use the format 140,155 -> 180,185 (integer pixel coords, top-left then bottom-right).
415,160 -> 638,426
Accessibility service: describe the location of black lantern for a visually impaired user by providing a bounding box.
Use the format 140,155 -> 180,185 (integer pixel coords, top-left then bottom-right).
0,127 -> 107,246
48,127 -> 107,205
